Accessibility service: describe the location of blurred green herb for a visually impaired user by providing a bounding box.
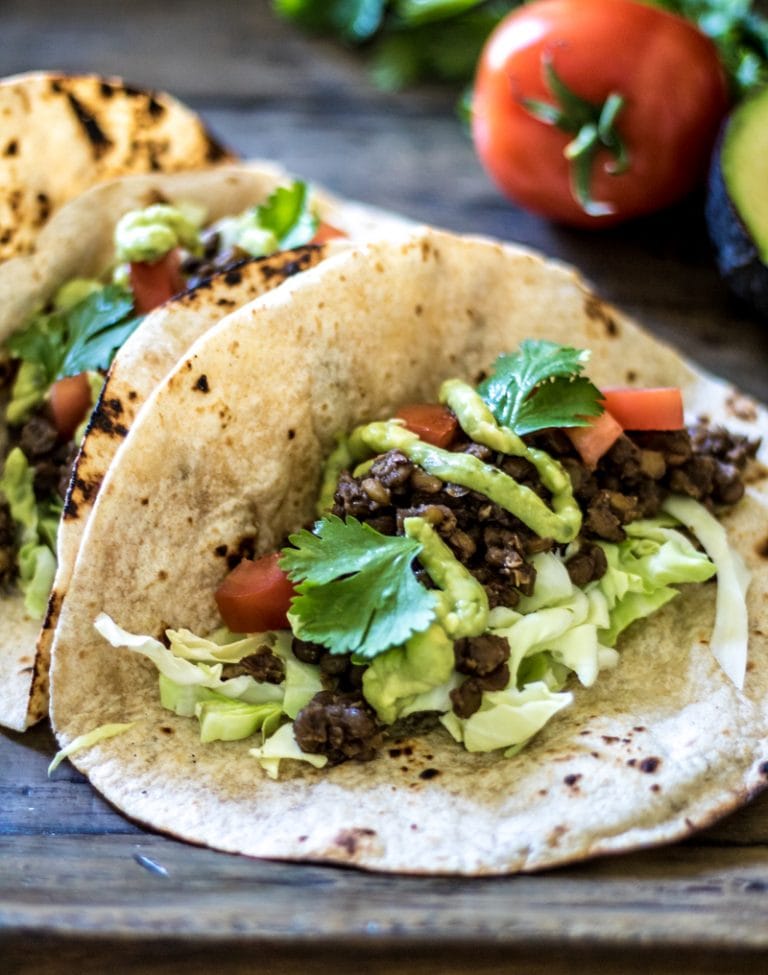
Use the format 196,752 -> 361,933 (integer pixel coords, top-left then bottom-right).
655,0 -> 768,96
274,0 -> 768,97
273,0 -> 515,90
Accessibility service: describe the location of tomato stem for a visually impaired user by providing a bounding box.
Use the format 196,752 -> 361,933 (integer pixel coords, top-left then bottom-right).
523,53 -> 629,217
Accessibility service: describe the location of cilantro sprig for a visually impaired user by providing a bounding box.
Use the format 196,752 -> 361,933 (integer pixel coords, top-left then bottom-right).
280,515 -> 436,659
477,339 -> 604,435
6,284 -> 142,384
256,181 -> 318,250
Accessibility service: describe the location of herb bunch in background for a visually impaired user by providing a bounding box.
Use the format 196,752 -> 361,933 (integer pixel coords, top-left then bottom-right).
273,0 -> 516,90
273,0 -> 768,97
655,0 -> 768,95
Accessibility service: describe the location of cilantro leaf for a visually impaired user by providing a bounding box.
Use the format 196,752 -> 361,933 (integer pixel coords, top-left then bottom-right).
256,181 -> 318,251
477,339 -> 604,435
280,515 -> 436,659
58,285 -> 140,378
5,285 -> 142,383
6,312 -> 69,386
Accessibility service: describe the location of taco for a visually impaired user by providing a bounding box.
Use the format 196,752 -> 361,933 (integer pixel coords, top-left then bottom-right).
0,164 -> 412,731
49,229 -> 768,875
0,71 -> 235,262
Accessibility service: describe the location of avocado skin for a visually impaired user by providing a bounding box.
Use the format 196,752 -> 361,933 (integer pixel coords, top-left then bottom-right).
706,123 -> 768,320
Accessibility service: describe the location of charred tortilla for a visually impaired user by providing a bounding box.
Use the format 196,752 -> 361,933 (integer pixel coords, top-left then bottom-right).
0,164 -> 411,731
0,71 -> 235,262
49,229 -> 768,874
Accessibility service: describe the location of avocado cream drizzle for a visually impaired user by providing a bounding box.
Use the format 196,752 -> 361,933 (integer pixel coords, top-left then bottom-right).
402,517 -> 488,638
347,380 -> 581,545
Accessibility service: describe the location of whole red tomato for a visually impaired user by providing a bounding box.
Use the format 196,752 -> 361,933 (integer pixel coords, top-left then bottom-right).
472,0 -> 729,227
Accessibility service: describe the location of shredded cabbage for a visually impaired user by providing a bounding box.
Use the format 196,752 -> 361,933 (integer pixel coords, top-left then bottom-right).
441,681 -> 573,756
249,722 -> 328,780
48,722 -> 135,774
662,495 -> 750,688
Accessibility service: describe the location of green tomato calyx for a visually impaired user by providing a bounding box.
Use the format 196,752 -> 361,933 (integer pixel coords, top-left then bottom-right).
523,52 -> 629,217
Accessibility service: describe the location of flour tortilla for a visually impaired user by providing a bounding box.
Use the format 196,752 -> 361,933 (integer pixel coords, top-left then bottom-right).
49,229 -> 768,875
1,164 -> 413,731
0,71 -> 235,262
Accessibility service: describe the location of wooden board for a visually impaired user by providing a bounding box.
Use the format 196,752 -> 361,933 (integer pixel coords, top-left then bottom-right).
2,2 -> 768,971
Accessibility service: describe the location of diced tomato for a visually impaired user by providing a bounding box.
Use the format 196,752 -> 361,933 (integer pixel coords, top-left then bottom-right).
600,387 -> 684,431
395,404 -> 459,449
566,409 -> 623,469
214,552 -> 296,633
49,372 -> 93,440
311,222 -> 347,245
129,248 -> 185,314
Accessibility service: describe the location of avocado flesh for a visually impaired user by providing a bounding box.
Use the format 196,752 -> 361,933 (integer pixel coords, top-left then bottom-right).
722,89 -> 768,263
706,87 -> 768,318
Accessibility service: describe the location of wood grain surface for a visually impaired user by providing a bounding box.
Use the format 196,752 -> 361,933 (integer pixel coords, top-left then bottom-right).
2,2 -> 768,972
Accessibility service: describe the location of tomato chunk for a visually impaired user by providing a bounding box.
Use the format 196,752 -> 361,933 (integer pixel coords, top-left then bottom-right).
566,410 -> 623,469
600,387 -> 684,431
311,222 -> 347,244
214,552 -> 296,633
49,372 -> 93,440
129,248 -> 184,314
395,404 -> 458,449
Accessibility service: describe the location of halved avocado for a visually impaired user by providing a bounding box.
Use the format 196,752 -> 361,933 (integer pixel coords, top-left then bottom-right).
706,86 -> 768,318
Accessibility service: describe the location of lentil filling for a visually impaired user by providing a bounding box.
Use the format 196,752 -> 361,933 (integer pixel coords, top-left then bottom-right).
291,411 -> 758,761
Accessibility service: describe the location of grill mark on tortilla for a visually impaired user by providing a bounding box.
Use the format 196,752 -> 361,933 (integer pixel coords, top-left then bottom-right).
334,828 -> 377,855
564,773 -> 582,787
193,374 -> 209,393
419,768 -> 440,780
226,536 -> 256,570
146,95 -> 166,119
35,192 -> 51,227
756,536 -> 768,558
64,92 -> 113,158
205,135 -> 229,163
41,590 -> 60,631
91,397 -> 128,438
584,295 -> 620,337
70,475 -> 102,505
639,757 -> 661,773
260,250 -> 316,281
3,139 -> 18,156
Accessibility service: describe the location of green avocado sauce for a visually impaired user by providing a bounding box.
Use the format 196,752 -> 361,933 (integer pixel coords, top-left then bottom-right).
348,383 -> 580,546
402,516 -> 488,639
337,377 -> 583,642
114,203 -> 205,263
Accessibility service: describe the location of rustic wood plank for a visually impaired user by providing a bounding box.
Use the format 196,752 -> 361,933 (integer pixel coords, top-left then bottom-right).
0,0 -> 455,107
3,937 -> 767,975
2,833 -> 768,947
1,936 -> 766,975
